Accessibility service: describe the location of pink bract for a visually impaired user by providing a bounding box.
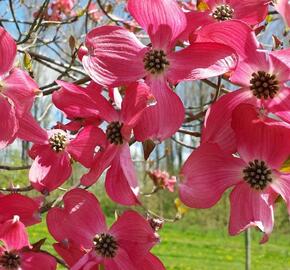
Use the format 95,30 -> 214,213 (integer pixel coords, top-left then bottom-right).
0,27 -> 38,149
78,81 -> 153,205
0,193 -> 41,227
47,189 -> 159,270
0,236 -> 57,270
202,48 -> 290,153
81,0 -> 237,142
0,194 -> 42,254
179,103 -> 290,242
54,80 -> 152,205
21,116 -> 99,193
193,20 -> 260,62
182,0 -> 269,39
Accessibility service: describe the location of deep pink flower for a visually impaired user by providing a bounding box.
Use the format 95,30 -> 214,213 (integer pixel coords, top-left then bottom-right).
182,0 -> 269,39
53,80 -> 152,205
148,169 -> 177,192
179,104 -> 290,242
20,115 -> 100,193
77,82 -> 153,205
0,193 -> 42,256
54,243 -> 165,270
274,0 -> 290,27
202,48 -> 290,153
47,189 -> 159,270
0,27 -> 38,149
0,236 -> 56,270
81,0 -> 237,142
0,193 -> 41,227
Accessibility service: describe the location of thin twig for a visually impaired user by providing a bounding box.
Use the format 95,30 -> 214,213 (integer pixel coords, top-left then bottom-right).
0,165 -> 31,171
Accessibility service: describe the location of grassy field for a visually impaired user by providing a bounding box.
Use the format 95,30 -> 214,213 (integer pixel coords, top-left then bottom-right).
28,215 -> 290,270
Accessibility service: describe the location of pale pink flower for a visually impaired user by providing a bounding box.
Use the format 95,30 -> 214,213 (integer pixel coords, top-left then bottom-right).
88,3 -> 103,22
180,104 -> 290,243
48,0 -> 76,20
148,169 -> 177,192
81,0 -> 236,142
47,189 -> 159,270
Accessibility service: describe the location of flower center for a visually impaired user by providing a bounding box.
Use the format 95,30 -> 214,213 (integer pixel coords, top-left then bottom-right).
94,233 -> 118,258
243,160 -> 272,190
143,49 -> 169,75
249,71 -> 279,99
106,122 -> 123,145
212,4 -> 234,21
0,251 -> 21,269
49,132 -> 67,152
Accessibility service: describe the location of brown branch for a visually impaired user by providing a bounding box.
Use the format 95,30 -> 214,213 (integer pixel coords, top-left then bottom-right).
0,185 -> 33,192
18,0 -> 50,45
171,136 -> 196,149
178,129 -> 201,137
40,250 -> 68,268
0,165 -> 31,171
9,0 -> 22,40
18,50 -> 87,76
201,78 -> 230,94
184,111 -> 206,123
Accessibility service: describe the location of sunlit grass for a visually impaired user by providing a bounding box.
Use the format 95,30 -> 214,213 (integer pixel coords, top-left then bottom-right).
28,215 -> 290,270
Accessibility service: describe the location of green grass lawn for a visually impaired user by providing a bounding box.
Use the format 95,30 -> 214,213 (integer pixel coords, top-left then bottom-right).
28,215 -> 290,270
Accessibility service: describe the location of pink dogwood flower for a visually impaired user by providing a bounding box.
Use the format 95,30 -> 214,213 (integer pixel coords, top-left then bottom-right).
179,104 -> 290,242
0,194 -> 41,269
0,193 -> 42,251
53,80 -> 152,205
148,169 -> 177,192
88,3 -> 103,22
274,0 -> 290,28
81,0 -> 237,142
0,193 -> 41,227
182,0 -> 269,39
47,189 -> 159,270
0,27 -> 38,149
76,81 -> 154,205
0,236 -> 56,270
49,0 -> 75,21
54,242 -> 165,270
20,115 -> 100,193
202,48 -> 290,153
53,80 -> 154,205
